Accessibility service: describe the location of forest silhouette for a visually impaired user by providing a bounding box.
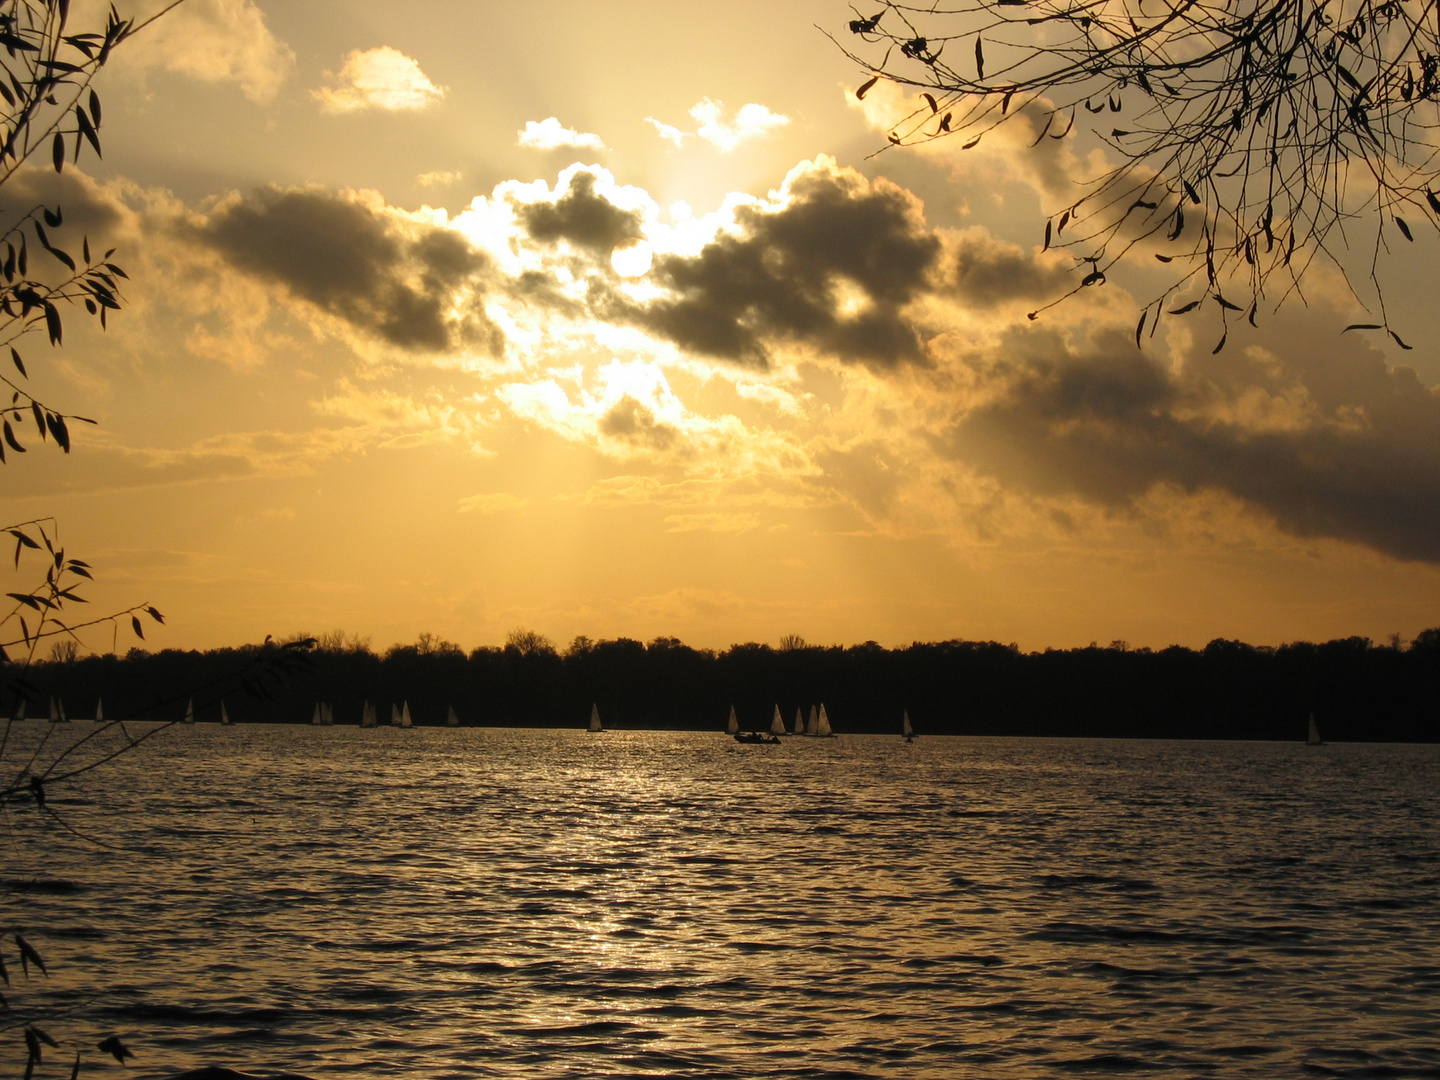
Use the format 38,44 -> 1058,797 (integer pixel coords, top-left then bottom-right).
16,629 -> 1440,742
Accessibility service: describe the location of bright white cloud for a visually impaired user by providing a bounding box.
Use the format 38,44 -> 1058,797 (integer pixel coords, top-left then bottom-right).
313,47 -> 445,113
417,170 -> 463,188
517,117 -> 606,151
646,98 -> 789,151
97,0 -> 294,104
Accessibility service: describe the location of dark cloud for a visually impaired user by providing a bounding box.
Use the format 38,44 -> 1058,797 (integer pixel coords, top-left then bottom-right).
634,165 -> 940,368
3,168 -> 129,259
198,187 -> 499,353
944,315 -> 1440,563
517,170 -> 643,253
946,230 -> 1074,308
599,395 -> 677,450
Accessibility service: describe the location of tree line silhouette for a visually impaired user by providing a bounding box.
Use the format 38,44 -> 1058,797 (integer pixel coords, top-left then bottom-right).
10,628 -> 1440,742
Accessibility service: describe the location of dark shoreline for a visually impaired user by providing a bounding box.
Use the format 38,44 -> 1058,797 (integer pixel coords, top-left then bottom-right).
10,630 -> 1440,743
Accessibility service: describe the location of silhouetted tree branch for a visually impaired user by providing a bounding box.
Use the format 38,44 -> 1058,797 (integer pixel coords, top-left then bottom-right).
838,0 -> 1440,349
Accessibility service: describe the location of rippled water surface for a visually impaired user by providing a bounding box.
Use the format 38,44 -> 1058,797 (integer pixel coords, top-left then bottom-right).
6,726 -> 1440,1079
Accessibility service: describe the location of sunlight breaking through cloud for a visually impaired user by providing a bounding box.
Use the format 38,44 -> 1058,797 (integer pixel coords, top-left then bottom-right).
313,46 -> 445,112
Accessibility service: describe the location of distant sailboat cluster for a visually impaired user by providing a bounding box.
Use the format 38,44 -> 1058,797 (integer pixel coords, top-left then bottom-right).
724,704 -> 920,742
727,702 -> 841,742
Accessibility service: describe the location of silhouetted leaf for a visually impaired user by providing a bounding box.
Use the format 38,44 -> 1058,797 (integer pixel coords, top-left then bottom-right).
44,303 -> 61,345
1428,191 -> 1440,215
1043,221 -> 1052,249
922,92 -> 938,113
938,112 -> 951,131
1081,269 -> 1105,286
42,207 -> 60,228
15,935 -> 46,975
46,413 -> 69,452
1342,323 -> 1384,331
1395,216 -> 1413,241
1170,300 -> 1201,314
1390,329 -> 1413,350
1155,254 -> 1173,262
147,606 -> 165,623
1212,331 -> 1227,354
975,37 -> 984,79
856,75 -> 879,99
1215,295 -> 1243,311
89,88 -> 101,127
131,614 -> 143,639
11,348 -> 24,377
51,132 -> 63,173
76,103 -> 100,156
961,135 -> 981,149
1135,309 -> 1146,347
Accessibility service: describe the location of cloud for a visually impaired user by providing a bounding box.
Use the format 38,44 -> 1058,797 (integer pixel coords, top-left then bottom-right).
633,158 -> 940,367
517,117 -> 606,151
514,169 -> 645,254
417,171 -> 463,188
646,99 -> 789,151
97,0 -> 294,104
194,186 -> 500,353
937,311 -> 1440,563
122,151 -> 1440,570
313,47 -> 444,113
458,492 -> 528,514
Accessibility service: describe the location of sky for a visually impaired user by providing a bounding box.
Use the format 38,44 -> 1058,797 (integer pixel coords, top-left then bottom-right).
7,0 -> 1440,655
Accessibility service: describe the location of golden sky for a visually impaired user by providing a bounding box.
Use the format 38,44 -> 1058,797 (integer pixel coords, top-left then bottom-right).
8,0 -> 1440,654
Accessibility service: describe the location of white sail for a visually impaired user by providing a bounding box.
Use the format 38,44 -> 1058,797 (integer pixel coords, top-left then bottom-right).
817,704 -> 833,736
726,706 -> 738,734
589,703 -> 603,732
312,702 -> 322,725
49,696 -> 58,722
770,705 -> 785,735
183,698 -> 194,724
58,697 -> 67,722
94,698 -> 103,723
325,702 -> 335,725
807,705 -> 818,736
220,700 -> 230,725
13,700 -> 25,722
401,701 -> 413,728
794,708 -> 803,735
361,701 -> 376,727
390,703 -> 401,726
447,705 -> 459,727
1307,713 -> 1322,745
902,710 -> 913,738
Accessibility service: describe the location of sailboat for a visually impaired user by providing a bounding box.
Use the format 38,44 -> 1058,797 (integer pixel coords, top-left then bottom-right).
400,701 -> 413,728
312,702 -> 323,725
816,703 -> 835,738
447,705 -> 459,727
94,698 -> 103,723
183,699 -> 194,724
1307,713 -> 1323,746
220,700 -> 231,725
902,710 -> 915,742
588,703 -> 603,732
50,696 -> 68,723
770,705 -> 786,736
390,703 -> 402,726
805,705 -> 819,736
361,701 -> 376,727
793,707 -> 804,736
324,702 -> 335,725
726,705 -> 739,735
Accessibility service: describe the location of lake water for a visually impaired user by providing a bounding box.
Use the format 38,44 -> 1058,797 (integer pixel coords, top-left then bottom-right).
5,725 -> 1440,1079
